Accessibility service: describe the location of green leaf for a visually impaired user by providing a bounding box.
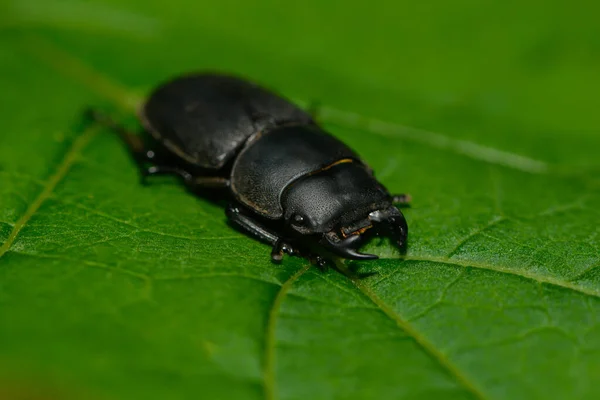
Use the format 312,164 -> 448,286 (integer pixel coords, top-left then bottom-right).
1,1 -> 599,399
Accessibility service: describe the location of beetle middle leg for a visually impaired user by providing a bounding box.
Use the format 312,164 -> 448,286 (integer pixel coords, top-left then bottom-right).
143,167 -> 230,192
226,204 -> 297,263
143,165 -> 193,182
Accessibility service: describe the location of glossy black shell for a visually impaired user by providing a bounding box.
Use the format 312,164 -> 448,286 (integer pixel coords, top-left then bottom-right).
139,73 -> 391,223
230,125 -> 362,218
140,74 -> 314,169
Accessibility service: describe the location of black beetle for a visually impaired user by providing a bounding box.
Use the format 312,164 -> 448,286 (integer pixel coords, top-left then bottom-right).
88,73 -> 409,267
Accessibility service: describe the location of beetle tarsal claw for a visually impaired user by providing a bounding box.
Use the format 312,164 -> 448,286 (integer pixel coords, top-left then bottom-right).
321,233 -> 378,260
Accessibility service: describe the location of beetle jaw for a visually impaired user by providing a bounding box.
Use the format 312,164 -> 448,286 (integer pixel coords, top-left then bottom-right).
368,207 -> 408,250
314,206 -> 408,260
318,231 -> 378,260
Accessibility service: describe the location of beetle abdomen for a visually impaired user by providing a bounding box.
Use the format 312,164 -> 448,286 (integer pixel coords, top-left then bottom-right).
231,125 -> 362,218
140,74 -> 314,169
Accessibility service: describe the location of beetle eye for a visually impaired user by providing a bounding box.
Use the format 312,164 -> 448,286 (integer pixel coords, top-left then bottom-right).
292,214 -> 305,225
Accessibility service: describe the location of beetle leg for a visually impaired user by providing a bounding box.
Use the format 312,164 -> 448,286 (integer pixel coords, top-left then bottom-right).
392,193 -> 412,206
227,205 -> 330,265
226,205 -> 299,263
85,108 -> 167,183
84,114 -> 229,189
141,167 -> 230,192
84,108 -> 149,157
271,239 -> 285,263
143,165 -> 193,183
186,176 -> 230,189
313,255 -> 329,271
227,205 -> 278,244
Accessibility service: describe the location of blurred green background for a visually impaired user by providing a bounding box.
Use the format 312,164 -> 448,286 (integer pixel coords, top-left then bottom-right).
1,0 -> 599,399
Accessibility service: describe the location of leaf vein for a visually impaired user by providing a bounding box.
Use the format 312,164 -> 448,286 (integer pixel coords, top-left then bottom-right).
263,264 -> 311,400
0,128 -> 97,260
154,273 -> 281,287
53,200 -> 238,242
320,108 -> 550,174
446,216 -> 507,258
12,250 -> 152,296
349,274 -> 487,400
397,256 -> 600,298
407,269 -> 467,323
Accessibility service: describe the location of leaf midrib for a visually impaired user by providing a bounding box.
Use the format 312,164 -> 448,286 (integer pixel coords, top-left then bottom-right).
263,264 -> 312,400
349,272 -> 487,400
375,256 -> 600,299
0,126 -> 97,260
263,262 -> 486,400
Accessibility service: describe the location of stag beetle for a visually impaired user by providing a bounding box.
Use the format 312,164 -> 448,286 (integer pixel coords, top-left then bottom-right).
87,73 -> 409,268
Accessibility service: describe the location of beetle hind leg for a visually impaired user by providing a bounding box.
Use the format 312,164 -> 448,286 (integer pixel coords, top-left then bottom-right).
84,108 -> 150,160
84,108 -> 163,182
85,108 -> 225,188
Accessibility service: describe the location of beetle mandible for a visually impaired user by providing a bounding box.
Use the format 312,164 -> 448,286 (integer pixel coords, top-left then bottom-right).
87,73 -> 409,267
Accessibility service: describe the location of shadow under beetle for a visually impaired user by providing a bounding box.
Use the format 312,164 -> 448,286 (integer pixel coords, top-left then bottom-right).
87,73 -> 409,268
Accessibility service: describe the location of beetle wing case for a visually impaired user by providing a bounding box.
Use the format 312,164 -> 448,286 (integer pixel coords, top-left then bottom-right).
140,74 -> 314,169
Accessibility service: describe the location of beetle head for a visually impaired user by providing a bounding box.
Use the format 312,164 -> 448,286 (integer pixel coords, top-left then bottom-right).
281,165 -> 408,260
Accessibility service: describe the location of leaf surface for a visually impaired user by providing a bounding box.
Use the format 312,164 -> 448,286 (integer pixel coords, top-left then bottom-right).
1,1 -> 600,399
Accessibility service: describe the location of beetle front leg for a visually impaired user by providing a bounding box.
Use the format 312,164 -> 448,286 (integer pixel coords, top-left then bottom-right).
226,204 -> 297,262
